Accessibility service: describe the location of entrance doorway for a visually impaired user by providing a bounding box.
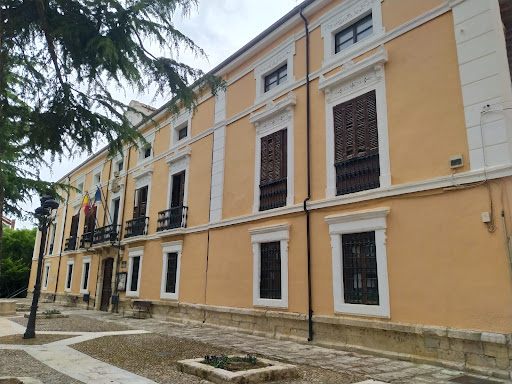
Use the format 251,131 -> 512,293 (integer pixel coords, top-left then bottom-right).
100,258 -> 114,311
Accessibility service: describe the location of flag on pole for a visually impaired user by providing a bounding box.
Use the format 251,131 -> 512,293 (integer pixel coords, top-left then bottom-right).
94,187 -> 102,205
82,193 -> 91,215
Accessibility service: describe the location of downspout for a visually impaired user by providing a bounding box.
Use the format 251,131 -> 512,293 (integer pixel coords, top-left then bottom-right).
103,159 -> 113,226
300,8 -> 313,342
53,176 -> 71,300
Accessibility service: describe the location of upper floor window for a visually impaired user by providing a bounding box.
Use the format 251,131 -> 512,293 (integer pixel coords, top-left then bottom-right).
117,160 -> 124,172
335,14 -> 373,54
264,64 -> 287,93
178,126 -> 188,141
144,145 -> 151,159
334,90 -> 380,195
259,129 -> 287,211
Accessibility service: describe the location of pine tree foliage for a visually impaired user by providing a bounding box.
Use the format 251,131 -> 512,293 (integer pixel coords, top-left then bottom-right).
0,0 -> 224,280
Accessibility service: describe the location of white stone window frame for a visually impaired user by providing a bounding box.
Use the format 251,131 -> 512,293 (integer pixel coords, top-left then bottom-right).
92,165 -> 103,188
165,148 -> 190,211
160,240 -> 183,300
170,109 -> 192,148
65,259 -> 75,292
326,207 -> 390,318
126,246 -> 144,297
132,166 -> 153,219
80,256 -> 92,294
321,0 -> 385,69
254,37 -> 296,105
319,46 -> 391,198
250,92 -> 296,213
137,131 -> 155,165
76,175 -> 86,198
108,186 -> 124,228
112,151 -> 126,178
42,262 -> 51,290
249,223 -> 290,309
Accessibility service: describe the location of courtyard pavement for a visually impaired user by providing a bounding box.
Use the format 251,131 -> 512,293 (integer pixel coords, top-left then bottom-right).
1,302 -> 510,384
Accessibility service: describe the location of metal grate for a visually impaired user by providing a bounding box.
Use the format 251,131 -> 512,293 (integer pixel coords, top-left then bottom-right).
157,206 -> 188,231
260,178 -> 287,211
124,217 -> 148,238
334,90 -> 380,196
260,242 -> 282,300
342,232 -> 379,305
165,253 -> 178,293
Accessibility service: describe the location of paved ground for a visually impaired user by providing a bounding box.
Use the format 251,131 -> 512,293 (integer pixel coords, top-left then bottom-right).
1,302 -> 510,384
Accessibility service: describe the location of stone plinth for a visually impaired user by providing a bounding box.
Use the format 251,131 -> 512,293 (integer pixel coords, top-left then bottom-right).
0,300 -> 17,316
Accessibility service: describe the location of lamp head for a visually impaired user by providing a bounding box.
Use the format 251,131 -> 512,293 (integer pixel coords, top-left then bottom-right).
43,198 -> 59,210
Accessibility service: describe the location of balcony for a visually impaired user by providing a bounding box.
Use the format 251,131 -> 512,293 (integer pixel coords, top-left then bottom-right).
124,217 -> 148,238
259,178 -> 287,211
335,153 -> 380,196
93,224 -> 121,245
64,236 -> 77,252
80,232 -> 93,249
157,206 -> 188,232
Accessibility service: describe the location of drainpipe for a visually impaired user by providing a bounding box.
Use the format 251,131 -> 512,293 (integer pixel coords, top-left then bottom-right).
300,8 -> 313,342
53,176 -> 71,300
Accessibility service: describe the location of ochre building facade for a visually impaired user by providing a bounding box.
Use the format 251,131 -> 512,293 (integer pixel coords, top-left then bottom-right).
28,0 -> 512,378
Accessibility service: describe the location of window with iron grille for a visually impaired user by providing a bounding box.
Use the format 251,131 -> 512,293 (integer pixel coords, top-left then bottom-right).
165,253 -> 178,293
259,129 -> 287,211
82,262 -> 90,290
130,256 -> 140,292
264,64 -> 287,92
334,90 -> 380,195
335,14 -> 373,54
66,263 -> 73,290
342,232 -> 379,305
260,242 -> 282,300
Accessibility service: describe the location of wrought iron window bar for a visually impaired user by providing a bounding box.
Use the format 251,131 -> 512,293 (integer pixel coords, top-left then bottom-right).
335,153 -> 380,196
93,224 -> 121,244
64,236 -> 77,252
79,232 -> 93,249
260,241 -> 282,300
259,178 -> 287,211
157,206 -> 188,232
124,216 -> 149,238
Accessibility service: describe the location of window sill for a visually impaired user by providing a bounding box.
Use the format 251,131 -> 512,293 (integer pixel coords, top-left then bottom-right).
160,292 -> 178,300
64,288 -> 71,293
254,298 -> 288,309
126,291 -> 139,298
79,289 -> 88,294
334,303 -> 390,318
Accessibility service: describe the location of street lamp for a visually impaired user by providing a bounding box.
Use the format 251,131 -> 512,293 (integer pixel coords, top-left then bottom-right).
24,194 -> 59,339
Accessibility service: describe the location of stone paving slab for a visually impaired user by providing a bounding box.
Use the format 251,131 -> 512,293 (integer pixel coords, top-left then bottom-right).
70,308 -> 511,384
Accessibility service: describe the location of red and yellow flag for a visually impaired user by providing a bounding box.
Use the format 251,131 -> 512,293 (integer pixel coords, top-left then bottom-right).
82,193 -> 91,215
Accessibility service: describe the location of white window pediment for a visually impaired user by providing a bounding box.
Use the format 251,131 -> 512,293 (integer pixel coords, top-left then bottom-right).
165,147 -> 191,174
132,165 -> 153,189
254,38 -> 296,105
321,0 -> 385,69
319,45 -> 388,103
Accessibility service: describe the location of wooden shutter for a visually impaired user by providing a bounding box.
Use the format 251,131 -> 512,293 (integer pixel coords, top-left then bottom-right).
171,171 -> 185,207
260,129 -> 287,184
70,213 -> 79,237
84,207 -> 96,233
334,90 -> 380,195
133,186 -> 148,218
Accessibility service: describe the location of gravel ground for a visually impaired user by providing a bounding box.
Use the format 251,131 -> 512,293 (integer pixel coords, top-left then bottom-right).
72,333 -> 362,384
9,314 -> 131,332
0,334 -> 73,345
0,350 -> 82,384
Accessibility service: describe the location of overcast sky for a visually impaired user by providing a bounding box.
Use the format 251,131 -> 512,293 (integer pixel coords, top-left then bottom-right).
14,0 -> 300,229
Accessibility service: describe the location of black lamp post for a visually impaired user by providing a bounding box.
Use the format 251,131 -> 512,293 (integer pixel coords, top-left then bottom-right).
24,194 -> 59,339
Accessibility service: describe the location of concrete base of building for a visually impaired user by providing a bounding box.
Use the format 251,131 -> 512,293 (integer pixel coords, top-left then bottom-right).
115,300 -> 511,380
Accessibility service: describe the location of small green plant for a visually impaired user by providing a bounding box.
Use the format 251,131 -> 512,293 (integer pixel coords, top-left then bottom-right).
203,354 -> 258,370
42,309 -> 61,315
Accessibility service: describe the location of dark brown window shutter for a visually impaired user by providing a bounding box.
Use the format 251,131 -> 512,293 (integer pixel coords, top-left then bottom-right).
334,90 -> 380,195
171,171 -> 185,208
259,129 -> 287,211
134,186 -> 148,218
84,207 -> 97,233
70,213 -> 80,237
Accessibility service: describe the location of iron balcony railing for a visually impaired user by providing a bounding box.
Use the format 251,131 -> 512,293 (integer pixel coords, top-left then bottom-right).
335,153 -> 380,196
157,206 -> 188,232
259,177 -> 287,211
93,224 -> 121,244
64,236 -> 77,252
124,217 -> 149,238
80,232 -> 93,249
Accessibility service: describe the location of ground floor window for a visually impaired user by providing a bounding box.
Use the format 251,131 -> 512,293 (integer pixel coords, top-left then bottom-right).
127,247 -> 143,297
326,208 -> 390,318
80,257 -> 91,294
160,241 -> 182,300
43,262 -> 51,290
249,223 -> 289,309
65,260 -> 74,292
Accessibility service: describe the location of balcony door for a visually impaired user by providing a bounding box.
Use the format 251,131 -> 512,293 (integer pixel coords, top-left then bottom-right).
133,186 -> 148,218
171,171 -> 185,208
